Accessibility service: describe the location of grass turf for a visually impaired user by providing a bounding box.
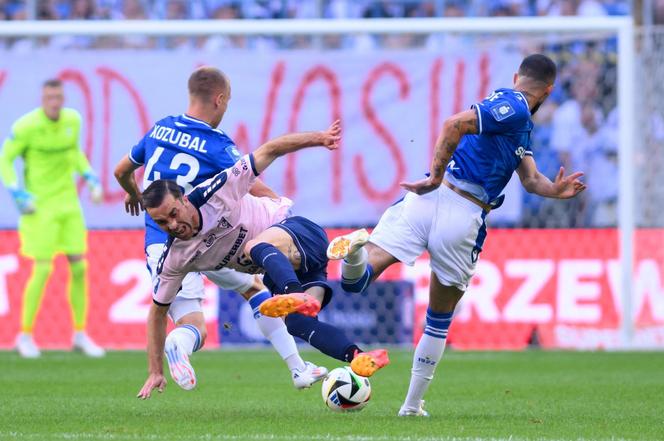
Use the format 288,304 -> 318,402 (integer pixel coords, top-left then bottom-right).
0,350 -> 662,441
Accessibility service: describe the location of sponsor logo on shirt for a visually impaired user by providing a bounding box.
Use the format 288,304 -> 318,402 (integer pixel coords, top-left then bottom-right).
215,227 -> 249,270
490,102 -> 515,121
204,233 -> 217,248
515,146 -> 526,159
232,167 -> 240,176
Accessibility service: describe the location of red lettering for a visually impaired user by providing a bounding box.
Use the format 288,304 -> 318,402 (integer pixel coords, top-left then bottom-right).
96,67 -> 151,203
285,66 -> 342,202
232,123 -> 250,154
478,52 -> 490,100
453,60 -> 465,114
261,61 -> 285,145
358,62 -> 408,202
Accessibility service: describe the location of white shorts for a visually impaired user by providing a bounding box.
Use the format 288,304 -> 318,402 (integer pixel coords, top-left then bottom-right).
370,185 -> 487,291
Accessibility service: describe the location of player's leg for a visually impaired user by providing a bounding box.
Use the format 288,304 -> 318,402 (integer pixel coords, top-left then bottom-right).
244,223 -> 320,317
283,286 -> 390,377
15,212 -> 58,358
399,186 -> 486,416
251,217 -> 389,376
398,273 -> 463,417
165,297 -> 205,390
145,243 -> 205,389
61,211 -> 104,357
328,194 -> 429,293
204,268 -> 327,389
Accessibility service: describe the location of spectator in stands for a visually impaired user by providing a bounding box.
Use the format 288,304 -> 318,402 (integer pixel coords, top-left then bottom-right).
539,0 -> 608,16
550,59 -> 609,226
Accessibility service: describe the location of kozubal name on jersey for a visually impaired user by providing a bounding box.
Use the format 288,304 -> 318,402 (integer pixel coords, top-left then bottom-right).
149,124 -> 208,153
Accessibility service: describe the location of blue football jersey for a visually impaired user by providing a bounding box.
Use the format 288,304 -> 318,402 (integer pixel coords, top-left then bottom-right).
445,88 -> 533,205
128,114 -> 242,247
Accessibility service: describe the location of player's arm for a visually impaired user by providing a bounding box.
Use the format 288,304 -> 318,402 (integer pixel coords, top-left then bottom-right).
251,120 -> 340,174
137,302 -> 169,399
69,114 -> 102,203
401,109 -> 478,195
138,264 -> 182,399
0,124 -> 35,214
249,179 -> 279,199
114,155 -> 143,216
516,156 -> 586,199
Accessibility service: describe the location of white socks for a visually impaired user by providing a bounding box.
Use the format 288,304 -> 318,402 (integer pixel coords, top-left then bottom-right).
166,325 -> 201,355
342,247 -> 368,280
249,291 -> 306,372
402,333 -> 447,411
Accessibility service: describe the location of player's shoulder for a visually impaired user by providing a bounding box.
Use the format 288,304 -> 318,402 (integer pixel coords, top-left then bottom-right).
482,88 -> 529,121
13,108 -> 43,131
61,107 -> 82,121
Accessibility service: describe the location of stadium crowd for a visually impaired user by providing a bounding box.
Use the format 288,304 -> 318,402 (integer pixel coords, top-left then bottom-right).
1,0 -> 657,229
0,0 -> 632,22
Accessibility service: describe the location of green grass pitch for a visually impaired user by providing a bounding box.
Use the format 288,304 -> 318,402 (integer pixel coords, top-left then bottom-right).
0,349 -> 662,441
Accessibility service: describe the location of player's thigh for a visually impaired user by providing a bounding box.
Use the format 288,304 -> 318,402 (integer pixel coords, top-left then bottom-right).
18,212 -> 59,259
57,210 -> 87,256
245,226 -> 301,270
428,271 -> 464,314
146,243 -> 206,300
369,193 -> 430,268
170,299 -> 207,342
202,268 -> 256,298
427,187 -> 486,292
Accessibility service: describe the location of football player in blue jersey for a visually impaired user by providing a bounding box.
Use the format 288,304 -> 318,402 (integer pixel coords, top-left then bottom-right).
114,66 -> 327,393
326,54 -> 587,416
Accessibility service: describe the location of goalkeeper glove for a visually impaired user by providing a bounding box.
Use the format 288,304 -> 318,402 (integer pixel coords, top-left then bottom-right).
9,186 -> 35,214
82,170 -> 103,203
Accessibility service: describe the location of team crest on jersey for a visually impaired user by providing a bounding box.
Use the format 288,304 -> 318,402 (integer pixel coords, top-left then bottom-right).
217,217 -> 232,229
490,102 -> 515,121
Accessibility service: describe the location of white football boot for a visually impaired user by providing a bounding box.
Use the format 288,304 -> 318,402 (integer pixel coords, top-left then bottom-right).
326,228 -> 370,260
164,338 -> 197,390
292,361 -> 328,389
16,333 -> 41,358
73,332 -> 106,358
398,400 -> 430,417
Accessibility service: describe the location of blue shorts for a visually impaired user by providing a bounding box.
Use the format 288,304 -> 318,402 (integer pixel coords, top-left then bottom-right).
263,216 -> 333,308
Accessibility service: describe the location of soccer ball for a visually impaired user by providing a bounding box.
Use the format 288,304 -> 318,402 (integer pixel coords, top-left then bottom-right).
321,366 -> 371,412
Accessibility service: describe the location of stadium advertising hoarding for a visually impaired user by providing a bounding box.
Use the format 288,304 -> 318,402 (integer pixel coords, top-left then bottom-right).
0,48 -> 522,228
0,229 -> 662,350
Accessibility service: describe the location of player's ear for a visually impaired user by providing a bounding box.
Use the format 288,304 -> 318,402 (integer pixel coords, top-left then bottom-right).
513,72 -> 519,85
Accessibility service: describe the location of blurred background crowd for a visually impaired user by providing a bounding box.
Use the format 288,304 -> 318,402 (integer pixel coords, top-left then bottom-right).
0,0 -> 662,229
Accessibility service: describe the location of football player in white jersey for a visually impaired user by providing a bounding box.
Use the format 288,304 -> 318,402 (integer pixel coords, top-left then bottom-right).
327,54 -> 587,416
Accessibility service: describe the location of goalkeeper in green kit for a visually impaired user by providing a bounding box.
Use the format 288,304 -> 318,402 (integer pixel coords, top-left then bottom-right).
0,79 -> 105,358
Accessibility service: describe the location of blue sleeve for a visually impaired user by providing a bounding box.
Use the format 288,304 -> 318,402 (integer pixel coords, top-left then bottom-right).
214,133 -> 242,169
473,95 -> 528,136
128,135 -> 147,165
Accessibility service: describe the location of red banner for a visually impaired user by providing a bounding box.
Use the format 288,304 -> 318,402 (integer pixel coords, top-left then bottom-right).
1,229 -> 663,350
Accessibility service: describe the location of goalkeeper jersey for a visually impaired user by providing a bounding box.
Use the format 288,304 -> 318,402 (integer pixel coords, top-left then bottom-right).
0,107 -> 91,210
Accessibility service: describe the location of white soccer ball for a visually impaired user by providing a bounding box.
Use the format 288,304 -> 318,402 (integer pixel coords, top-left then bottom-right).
321,366 -> 371,412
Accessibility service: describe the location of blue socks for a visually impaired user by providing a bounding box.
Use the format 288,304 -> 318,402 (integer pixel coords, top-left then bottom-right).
423,309 -> 453,339
285,313 -> 360,362
341,265 -> 374,293
250,242 -> 303,293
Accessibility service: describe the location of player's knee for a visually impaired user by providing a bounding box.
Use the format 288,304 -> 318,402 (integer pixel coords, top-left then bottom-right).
239,275 -> 266,300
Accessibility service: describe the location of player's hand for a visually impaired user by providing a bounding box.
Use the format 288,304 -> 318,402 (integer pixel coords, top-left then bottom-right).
320,120 -> 341,150
83,171 -> 103,204
400,177 -> 441,195
137,373 -> 167,399
552,167 -> 586,199
9,187 -> 36,214
124,193 -> 144,216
